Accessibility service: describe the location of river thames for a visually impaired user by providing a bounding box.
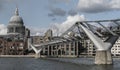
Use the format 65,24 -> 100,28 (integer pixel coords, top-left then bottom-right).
0,57 -> 120,70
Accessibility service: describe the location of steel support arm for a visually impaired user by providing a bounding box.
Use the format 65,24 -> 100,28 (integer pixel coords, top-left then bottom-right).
112,21 -> 120,26
97,22 -> 117,36
78,22 -> 112,51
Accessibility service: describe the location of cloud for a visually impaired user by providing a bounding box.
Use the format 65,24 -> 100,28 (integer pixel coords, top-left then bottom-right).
48,7 -> 66,17
29,14 -> 85,36
29,27 -> 48,36
51,14 -> 85,36
48,13 -> 55,17
47,0 -> 71,17
77,0 -> 120,13
52,18 -> 57,21
68,9 -> 77,16
0,24 -> 7,35
110,0 -> 120,9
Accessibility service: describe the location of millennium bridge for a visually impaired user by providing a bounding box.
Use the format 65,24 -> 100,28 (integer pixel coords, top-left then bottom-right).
29,19 -> 120,65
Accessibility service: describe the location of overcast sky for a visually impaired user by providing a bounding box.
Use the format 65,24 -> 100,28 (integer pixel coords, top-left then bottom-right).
0,0 -> 120,35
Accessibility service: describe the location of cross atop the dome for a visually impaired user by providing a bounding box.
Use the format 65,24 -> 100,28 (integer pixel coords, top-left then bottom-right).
15,7 -> 19,16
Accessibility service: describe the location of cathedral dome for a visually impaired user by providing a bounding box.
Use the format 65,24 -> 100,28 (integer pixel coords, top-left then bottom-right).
9,15 -> 23,24
9,8 -> 24,26
7,8 -> 25,36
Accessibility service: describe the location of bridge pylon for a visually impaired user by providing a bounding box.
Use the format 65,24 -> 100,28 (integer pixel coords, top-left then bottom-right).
28,38 -> 42,58
35,53 -> 40,58
95,50 -> 112,64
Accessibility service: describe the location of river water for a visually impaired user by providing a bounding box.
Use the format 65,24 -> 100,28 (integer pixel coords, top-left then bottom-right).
0,57 -> 120,70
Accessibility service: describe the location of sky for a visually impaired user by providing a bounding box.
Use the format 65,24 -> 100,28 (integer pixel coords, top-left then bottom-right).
0,0 -> 120,35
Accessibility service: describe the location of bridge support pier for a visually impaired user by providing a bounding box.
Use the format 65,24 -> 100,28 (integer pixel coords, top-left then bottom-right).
35,53 -> 40,58
95,50 -> 113,64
